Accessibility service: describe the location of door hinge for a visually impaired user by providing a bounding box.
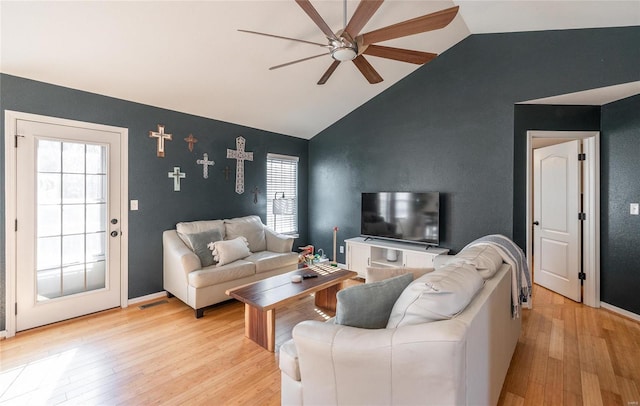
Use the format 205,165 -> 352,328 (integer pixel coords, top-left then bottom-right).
15,134 -> 25,148
578,272 -> 586,281
15,219 -> 18,231
15,303 -> 18,315
578,153 -> 586,161
578,212 -> 586,221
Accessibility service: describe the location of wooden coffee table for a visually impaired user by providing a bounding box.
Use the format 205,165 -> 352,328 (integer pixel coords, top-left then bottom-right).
225,263 -> 357,352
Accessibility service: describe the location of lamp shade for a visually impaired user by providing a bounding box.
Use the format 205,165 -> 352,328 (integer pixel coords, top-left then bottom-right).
273,193 -> 295,215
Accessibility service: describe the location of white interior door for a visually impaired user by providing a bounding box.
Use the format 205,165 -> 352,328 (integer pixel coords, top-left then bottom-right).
15,118 -> 122,331
533,140 -> 581,302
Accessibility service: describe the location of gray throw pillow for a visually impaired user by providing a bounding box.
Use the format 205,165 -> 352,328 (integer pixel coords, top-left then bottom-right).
181,229 -> 223,267
335,273 -> 413,329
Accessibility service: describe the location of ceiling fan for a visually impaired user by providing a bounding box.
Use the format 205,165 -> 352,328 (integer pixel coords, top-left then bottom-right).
239,0 -> 459,85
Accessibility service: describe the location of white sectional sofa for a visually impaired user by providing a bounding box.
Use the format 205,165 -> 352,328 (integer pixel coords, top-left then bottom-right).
163,215 -> 298,318
280,247 -> 522,406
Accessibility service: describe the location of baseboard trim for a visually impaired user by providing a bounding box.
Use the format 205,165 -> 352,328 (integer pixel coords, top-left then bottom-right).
0,330 -> 6,339
601,302 -> 640,323
128,291 -> 168,306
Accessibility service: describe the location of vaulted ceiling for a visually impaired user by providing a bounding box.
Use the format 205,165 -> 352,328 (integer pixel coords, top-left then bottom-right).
1,1 -> 639,139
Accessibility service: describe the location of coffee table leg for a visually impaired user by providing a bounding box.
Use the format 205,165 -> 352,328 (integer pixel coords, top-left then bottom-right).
314,283 -> 341,312
245,304 -> 276,352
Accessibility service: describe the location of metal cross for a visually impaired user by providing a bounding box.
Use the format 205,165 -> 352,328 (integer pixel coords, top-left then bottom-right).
251,187 -> 260,204
196,153 -> 215,179
149,124 -> 172,158
168,166 -> 186,191
184,134 -> 198,152
226,136 -> 253,194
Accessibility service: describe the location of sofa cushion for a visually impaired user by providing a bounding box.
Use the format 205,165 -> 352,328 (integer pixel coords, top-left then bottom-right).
176,219 -> 225,237
225,215 -> 267,252
387,262 -> 484,328
209,237 -> 251,266
335,273 -> 414,329
244,251 -> 299,274
449,245 -> 503,279
180,229 -> 223,267
188,260 -> 255,288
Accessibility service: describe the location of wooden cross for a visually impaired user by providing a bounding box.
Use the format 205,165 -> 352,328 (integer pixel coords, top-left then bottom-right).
184,134 -> 198,152
149,124 -> 172,158
226,136 -> 253,194
196,153 -> 215,179
251,187 -> 260,204
168,167 -> 186,191
222,166 -> 230,181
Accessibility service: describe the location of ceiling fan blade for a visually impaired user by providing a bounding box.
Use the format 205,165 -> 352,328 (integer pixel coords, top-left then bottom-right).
317,61 -> 340,85
352,55 -> 383,84
238,29 -> 329,47
344,0 -> 384,38
269,53 -> 329,70
363,44 -> 437,65
295,0 -> 338,41
360,6 -> 459,45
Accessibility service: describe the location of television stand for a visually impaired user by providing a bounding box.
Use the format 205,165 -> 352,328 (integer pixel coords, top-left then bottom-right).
345,237 -> 449,278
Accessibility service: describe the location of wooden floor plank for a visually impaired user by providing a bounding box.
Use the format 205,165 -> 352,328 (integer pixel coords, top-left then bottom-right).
1,285 -> 639,405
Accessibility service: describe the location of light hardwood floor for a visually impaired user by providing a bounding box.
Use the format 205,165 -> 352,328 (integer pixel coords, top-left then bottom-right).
1,283 -> 639,405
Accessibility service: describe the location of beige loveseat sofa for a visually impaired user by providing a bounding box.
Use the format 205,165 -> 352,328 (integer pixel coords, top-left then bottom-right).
163,215 -> 298,318
280,243 -> 524,406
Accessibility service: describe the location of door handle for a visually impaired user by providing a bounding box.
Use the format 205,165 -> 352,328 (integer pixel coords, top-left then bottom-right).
111,218 -> 118,225
111,230 -> 119,237
533,221 -> 540,226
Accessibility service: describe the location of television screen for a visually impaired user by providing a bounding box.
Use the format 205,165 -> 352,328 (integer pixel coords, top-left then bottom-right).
361,192 -> 440,246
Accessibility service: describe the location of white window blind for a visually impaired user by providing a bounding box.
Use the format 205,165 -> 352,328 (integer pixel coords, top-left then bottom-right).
267,153 -> 299,234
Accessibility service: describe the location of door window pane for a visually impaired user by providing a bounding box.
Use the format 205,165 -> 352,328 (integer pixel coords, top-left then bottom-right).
62,204 -> 84,235
62,235 -> 85,266
62,264 -> 85,296
38,140 -> 61,172
86,144 -> 106,174
38,204 -> 61,237
62,174 -> 85,204
38,174 -> 61,205
37,268 -> 62,300
62,142 -> 85,173
86,175 -> 106,203
86,261 -> 106,291
37,236 -> 61,271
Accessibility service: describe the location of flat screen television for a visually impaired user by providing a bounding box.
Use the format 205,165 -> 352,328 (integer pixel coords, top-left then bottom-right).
361,192 -> 440,246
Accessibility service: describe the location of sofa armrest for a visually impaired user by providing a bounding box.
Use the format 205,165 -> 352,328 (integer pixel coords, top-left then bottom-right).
163,230 -> 201,278
264,227 -> 294,253
291,319 -> 467,405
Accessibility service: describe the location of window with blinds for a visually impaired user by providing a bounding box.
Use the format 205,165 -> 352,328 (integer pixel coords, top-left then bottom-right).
266,153 -> 299,234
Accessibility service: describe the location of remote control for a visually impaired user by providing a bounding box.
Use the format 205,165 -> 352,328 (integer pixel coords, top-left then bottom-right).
302,274 -> 318,279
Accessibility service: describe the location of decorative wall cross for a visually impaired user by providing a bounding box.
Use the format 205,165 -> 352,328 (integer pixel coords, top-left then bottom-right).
168,167 -> 186,191
226,136 -> 253,194
184,134 -> 198,152
149,124 -> 172,158
196,153 -> 215,179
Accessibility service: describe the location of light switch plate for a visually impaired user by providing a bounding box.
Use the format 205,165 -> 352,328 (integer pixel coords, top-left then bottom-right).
631,203 -> 639,216
130,200 -> 139,211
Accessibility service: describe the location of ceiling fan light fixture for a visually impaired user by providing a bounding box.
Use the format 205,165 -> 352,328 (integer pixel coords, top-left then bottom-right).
331,47 -> 357,61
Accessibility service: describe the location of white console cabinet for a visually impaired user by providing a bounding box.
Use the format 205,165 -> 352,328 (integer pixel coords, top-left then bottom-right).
345,237 -> 449,278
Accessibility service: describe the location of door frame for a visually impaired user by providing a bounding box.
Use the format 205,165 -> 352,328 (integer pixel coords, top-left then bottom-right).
4,110 -> 129,337
526,130 -> 600,307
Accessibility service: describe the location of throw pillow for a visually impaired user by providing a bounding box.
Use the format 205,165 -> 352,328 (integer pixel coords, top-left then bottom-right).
179,229 -> 223,267
386,262 -> 484,328
335,273 -> 413,329
208,236 -> 251,266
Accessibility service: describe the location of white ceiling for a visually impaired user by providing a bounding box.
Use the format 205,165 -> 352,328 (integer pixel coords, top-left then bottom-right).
1,1 -> 639,139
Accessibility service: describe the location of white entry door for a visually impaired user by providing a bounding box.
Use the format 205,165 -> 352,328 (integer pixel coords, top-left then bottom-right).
533,140 -> 581,302
15,118 -> 122,331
